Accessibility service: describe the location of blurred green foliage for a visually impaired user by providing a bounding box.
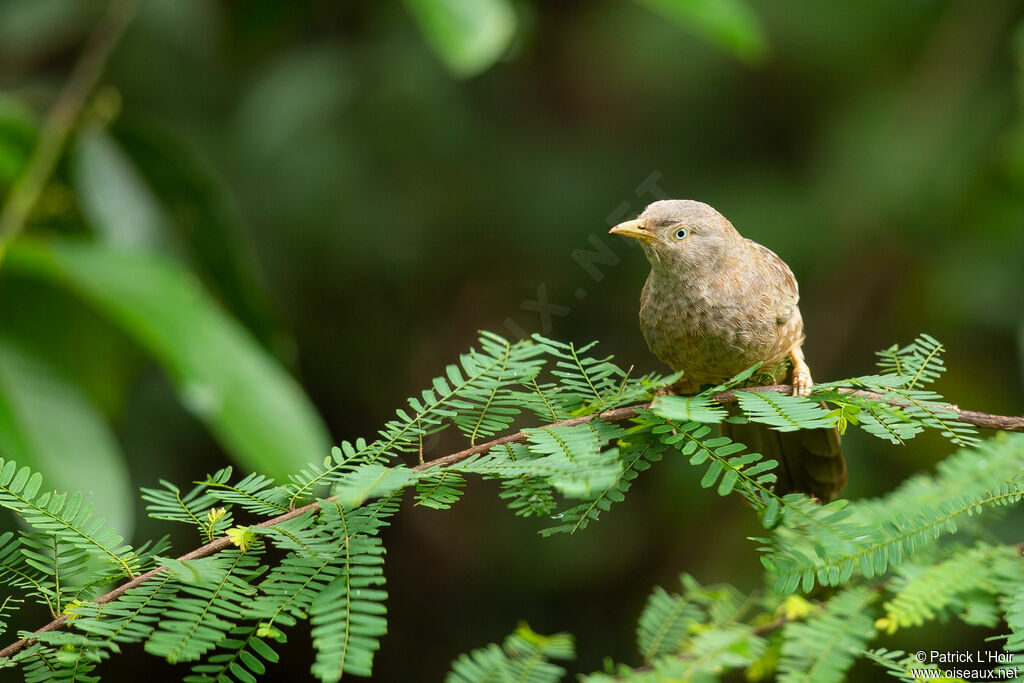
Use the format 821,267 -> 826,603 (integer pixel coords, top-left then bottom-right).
0,0 -> 1022,680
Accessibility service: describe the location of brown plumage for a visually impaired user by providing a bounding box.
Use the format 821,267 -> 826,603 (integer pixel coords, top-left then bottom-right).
611,199 -> 846,501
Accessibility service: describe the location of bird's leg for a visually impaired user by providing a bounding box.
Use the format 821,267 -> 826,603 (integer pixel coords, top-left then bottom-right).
789,345 -> 813,397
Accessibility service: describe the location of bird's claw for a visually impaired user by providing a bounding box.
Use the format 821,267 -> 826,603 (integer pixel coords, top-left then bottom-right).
792,365 -> 813,397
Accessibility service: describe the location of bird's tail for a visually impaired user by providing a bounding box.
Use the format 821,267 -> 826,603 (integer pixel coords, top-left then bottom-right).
720,406 -> 846,501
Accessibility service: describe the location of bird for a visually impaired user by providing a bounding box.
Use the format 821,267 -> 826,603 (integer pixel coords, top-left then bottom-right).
610,199 -> 846,501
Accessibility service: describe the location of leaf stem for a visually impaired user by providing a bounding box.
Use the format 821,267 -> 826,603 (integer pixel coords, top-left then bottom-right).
0,0 -> 140,265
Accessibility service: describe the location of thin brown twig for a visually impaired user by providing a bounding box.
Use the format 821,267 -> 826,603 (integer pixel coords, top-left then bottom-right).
0,385 -> 1020,659
0,0 -> 140,264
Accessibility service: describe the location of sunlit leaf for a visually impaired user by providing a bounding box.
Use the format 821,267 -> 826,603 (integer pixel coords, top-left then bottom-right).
114,121 -> 283,347
0,339 -> 133,535
636,0 -> 767,63
72,127 -> 171,250
7,239 -> 331,479
403,0 -> 517,77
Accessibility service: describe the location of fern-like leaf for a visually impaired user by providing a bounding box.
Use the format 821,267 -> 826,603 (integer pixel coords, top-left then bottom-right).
1003,585 -> 1024,660
331,464 -> 419,508
415,471 -> 466,510
203,467 -> 290,517
0,595 -> 22,638
286,440 -> 370,509
141,479 -> 223,528
454,443 -> 622,500
449,332 -> 546,444
778,586 -> 877,683
496,444 -> 558,517
446,624 -> 575,683
308,503 -> 390,681
71,572 -> 179,648
145,549 -> 264,664
0,531 -> 54,612
651,393 -> 728,424
541,444 -> 663,536
734,391 -> 837,432
635,584 -> 702,661
882,543 -> 1017,629
19,532 -> 91,613
15,632 -> 106,683
531,335 -> 629,410
649,415 -> 778,506
875,333 -> 945,388
184,624 -> 280,683
768,481 -> 1024,593
0,460 -> 139,578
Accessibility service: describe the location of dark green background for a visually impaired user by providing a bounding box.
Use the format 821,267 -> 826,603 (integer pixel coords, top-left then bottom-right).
1,0 -> 1022,679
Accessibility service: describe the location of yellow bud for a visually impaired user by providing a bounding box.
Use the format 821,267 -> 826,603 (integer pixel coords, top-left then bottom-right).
779,595 -> 813,620
874,617 -> 897,634
226,526 -> 254,551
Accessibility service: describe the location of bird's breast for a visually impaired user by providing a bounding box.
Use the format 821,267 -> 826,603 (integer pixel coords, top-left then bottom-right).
638,272 -> 795,385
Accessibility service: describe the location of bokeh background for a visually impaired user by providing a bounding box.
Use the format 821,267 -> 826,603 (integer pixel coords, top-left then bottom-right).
1,0 -> 1023,680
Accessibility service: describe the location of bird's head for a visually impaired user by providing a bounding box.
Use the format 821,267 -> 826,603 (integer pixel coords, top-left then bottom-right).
609,199 -> 740,272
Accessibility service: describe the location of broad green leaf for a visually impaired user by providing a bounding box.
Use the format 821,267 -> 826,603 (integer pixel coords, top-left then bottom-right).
403,0 -> 516,77
7,239 -> 331,480
0,339 -> 133,535
636,0 -> 767,63
115,120 -> 285,348
72,127 -> 171,250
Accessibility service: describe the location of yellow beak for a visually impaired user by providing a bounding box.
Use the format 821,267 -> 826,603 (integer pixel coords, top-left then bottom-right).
609,218 -> 652,241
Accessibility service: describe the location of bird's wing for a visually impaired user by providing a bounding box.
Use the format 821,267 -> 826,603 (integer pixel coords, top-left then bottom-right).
746,239 -> 799,324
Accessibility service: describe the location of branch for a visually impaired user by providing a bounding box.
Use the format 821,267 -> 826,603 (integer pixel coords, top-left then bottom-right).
0,385 -> 1020,659
743,385 -> 1024,433
0,0 -> 140,264
411,386 -> 1023,475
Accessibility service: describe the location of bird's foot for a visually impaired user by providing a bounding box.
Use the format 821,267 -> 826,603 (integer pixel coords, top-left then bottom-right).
791,363 -> 813,397
788,346 -> 815,397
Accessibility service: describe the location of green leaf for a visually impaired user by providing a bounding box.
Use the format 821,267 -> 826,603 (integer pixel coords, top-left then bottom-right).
734,391 -> 836,432
652,394 -> 727,423
636,0 -> 768,63
332,464 -> 418,507
6,239 -> 331,480
72,128 -> 171,251
779,587 -> 877,683
637,585 -> 701,661
447,624 -> 574,683
874,333 -> 945,389
403,0 -> 517,77
114,121 -> 283,348
0,339 -> 133,536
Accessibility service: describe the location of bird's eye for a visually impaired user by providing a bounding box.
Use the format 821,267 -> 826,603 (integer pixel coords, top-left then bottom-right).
674,227 -> 688,240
